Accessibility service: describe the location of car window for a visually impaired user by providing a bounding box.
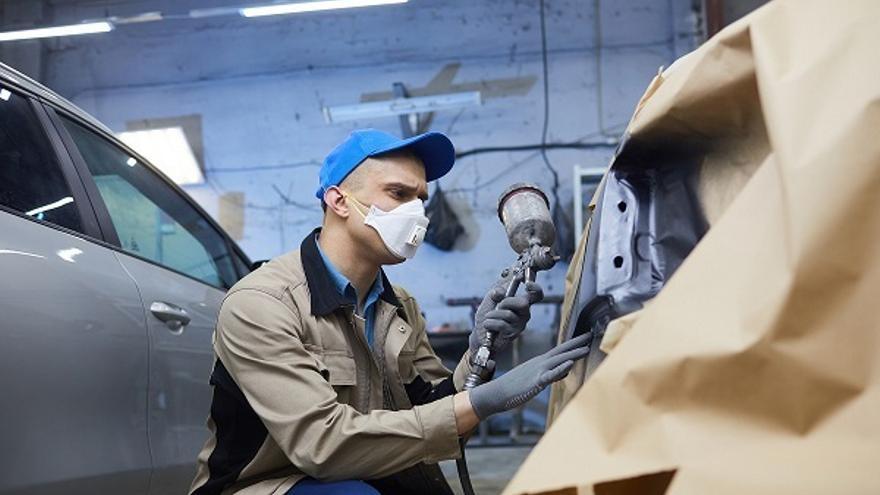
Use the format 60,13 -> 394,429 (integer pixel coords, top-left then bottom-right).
0,86 -> 83,232
231,248 -> 251,277
60,116 -> 238,289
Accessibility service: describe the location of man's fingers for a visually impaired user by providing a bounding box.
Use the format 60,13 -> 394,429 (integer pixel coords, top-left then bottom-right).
540,360 -> 575,385
485,308 -> 523,325
548,333 -> 590,355
486,308 -> 518,323
478,359 -> 497,380
488,286 -> 506,303
476,286 -> 507,324
483,319 -> 514,335
496,296 -> 531,316
544,344 -> 590,370
524,281 -> 544,304
495,282 -> 543,313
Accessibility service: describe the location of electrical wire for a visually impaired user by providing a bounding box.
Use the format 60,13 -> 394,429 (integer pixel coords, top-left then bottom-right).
271,183 -> 323,211
455,141 -> 614,159
538,0 -> 581,261
445,130 -> 617,195
206,160 -> 320,173
538,0 -> 562,213
455,5 -> 589,495
444,149 -> 540,195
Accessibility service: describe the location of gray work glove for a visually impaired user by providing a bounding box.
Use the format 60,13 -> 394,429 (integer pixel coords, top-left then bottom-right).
469,280 -> 544,356
468,333 -> 590,420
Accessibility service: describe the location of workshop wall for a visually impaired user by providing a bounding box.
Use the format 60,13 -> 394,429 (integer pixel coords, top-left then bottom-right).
3,0 -> 699,333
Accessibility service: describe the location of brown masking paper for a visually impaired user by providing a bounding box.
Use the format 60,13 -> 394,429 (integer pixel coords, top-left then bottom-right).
506,0 -> 880,493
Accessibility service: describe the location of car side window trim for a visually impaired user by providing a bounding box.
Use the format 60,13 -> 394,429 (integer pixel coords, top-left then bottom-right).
224,235 -> 253,280
29,99 -> 105,240
0,88 -> 96,237
44,104 -> 123,247
45,104 -> 250,269
46,106 -> 247,290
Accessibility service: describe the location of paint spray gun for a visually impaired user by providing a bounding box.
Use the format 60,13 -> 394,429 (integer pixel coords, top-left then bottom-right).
463,183 -> 559,391
456,183 -> 558,495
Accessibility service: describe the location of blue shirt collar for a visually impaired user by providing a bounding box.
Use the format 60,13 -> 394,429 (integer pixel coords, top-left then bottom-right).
315,238 -> 384,314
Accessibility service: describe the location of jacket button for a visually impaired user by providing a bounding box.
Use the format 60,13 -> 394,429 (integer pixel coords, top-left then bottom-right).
399,325 -> 406,333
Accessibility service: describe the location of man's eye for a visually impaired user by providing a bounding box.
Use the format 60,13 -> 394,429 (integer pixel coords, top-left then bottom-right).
390,190 -> 404,198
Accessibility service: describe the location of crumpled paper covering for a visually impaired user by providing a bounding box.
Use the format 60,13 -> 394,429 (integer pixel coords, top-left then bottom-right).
506,0 -> 880,493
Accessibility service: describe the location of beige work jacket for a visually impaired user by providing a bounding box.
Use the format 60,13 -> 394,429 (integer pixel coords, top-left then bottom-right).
189,229 -> 470,494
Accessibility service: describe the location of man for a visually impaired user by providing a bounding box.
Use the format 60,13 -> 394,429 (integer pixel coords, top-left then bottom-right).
190,129 -> 590,495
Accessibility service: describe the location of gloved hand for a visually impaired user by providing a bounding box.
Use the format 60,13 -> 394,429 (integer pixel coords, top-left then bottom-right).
469,280 -> 544,356
468,333 -> 590,419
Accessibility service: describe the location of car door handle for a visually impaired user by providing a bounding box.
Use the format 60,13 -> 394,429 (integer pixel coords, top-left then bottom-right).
150,301 -> 191,332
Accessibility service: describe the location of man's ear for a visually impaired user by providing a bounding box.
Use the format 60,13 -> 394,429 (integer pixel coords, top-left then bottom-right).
323,186 -> 350,219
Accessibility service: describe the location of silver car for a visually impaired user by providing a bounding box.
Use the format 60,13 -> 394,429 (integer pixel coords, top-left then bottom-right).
0,62 -> 252,494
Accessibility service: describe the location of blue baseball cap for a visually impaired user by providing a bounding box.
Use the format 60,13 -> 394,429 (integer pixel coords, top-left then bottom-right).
315,129 -> 455,199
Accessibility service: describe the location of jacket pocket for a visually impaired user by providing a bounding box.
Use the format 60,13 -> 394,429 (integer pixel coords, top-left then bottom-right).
396,352 -> 419,384
322,352 -> 357,386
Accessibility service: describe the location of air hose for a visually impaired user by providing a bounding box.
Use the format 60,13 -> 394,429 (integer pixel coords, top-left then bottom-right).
456,437 -> 477,495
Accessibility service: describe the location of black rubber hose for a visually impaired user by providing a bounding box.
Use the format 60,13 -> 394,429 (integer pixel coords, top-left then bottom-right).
456,437 -> 476,495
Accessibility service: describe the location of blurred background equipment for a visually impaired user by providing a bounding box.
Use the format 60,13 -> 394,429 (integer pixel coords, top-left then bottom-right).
424,184 -> 464,251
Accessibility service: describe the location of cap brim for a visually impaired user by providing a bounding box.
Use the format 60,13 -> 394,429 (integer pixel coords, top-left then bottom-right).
369,132 -> 455,182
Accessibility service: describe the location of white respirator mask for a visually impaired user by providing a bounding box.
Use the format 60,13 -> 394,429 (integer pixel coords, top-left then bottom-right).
343,191 -> 429,260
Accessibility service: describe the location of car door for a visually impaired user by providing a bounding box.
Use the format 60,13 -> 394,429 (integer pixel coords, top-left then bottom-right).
0,87 -> 151,494
51,112 -> 248,494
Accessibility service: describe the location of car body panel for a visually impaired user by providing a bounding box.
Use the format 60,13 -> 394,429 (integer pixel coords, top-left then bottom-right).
114,253 -> 224,494
0,212 -> 151,494
561,154 -> 709,379
0,61 -> 252,494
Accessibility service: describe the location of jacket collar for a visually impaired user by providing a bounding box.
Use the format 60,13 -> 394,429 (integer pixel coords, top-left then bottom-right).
300,227 -> 401,316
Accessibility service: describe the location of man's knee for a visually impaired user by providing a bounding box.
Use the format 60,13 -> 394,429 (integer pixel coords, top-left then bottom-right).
288,478 -> 380,495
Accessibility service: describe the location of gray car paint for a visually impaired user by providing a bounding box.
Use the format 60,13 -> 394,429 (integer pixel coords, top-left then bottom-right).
0,61 -> 249,494
0,212 -> 151,494
115,252 -> 223,494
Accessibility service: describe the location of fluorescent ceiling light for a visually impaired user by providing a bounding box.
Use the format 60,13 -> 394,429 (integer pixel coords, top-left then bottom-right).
117,127 -> 204,186
190,7 -> 243,18
324,91 -> 482,123
110,12 -> 163,25
241,0 -> 407,17
0,21 -> 113,42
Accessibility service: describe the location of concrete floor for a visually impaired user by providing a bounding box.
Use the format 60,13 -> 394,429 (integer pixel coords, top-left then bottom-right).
439,446 -> 532,495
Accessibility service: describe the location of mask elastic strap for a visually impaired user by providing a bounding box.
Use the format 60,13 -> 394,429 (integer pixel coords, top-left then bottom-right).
340,190 -> 369,220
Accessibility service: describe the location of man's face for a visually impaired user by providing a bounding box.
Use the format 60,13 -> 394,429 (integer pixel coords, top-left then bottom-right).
341,151 -> 428,264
